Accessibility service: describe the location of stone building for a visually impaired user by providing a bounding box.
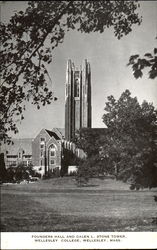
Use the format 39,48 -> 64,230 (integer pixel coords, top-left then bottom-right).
32,128 -> 64,175
65,59 -> 92,141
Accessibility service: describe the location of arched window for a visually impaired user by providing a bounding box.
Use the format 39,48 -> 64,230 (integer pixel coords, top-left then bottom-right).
49,144 -> 56,157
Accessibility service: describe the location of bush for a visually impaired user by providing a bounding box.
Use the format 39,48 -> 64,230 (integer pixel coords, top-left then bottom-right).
6,162 -> 41,182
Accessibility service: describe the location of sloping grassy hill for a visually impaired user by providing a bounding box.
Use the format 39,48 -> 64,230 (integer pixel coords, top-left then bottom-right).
1,177 -> 157,232
1,176 -> 131,191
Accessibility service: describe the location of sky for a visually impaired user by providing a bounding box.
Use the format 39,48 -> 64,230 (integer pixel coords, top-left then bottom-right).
1,1 -> 157,139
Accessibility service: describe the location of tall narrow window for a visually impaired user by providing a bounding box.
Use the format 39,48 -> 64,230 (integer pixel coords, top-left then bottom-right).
40,138 -> 45,149
51,150 -> 55,157
74,78 -> 79,97
41,151 -> 43,157
49,144 -> 56,157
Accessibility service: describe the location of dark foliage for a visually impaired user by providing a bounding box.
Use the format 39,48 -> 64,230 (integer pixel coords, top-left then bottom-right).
128,47 -> 157,79
0,153 -> 8,182
74,129 -> 108,181
74,128 -> 106,157
6,162 -> 41,182
102,90 -> 157,188
61,147 -> 80,176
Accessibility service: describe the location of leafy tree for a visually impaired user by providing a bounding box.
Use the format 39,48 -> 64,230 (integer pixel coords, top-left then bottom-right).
73,92 -> 157,187
74,128 -> 105,157
74,128 -> 107,181
128,47 -> 157,79
102,89 -> 157,188
61,147 -> 80,176
0,1 -> 142,143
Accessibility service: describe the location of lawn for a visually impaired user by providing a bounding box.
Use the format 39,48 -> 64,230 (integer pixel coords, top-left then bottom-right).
1,177 -> 157,232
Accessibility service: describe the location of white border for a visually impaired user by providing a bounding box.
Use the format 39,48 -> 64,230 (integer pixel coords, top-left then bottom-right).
1,232 -> 157,249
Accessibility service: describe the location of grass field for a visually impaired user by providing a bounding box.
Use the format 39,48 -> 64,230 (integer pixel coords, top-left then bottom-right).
1,177 -> 157,232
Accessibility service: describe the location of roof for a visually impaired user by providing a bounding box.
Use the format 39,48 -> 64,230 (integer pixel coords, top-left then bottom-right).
0,138 -> 33,156
52,128 -> 65,138
45,129 -> 61,140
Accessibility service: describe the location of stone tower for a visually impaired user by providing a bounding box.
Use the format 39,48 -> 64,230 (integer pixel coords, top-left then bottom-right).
65,59 -> 92,141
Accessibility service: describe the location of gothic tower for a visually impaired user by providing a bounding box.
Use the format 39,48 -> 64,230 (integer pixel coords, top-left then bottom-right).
65,59 -> 92,141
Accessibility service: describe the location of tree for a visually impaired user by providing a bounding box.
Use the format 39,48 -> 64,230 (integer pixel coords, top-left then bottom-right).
74,128 -> 105,157
0,1 -> 142,143
102,89 -> 157,188
61,147 -> 80,176
0,153 -> 8,182
128,47 -> 157,79
74,128 -> 107,180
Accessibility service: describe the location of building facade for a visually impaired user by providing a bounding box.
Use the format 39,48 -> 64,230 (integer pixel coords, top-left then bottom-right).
65,59 -> 92,141
0,128 -> 64,177
32,128 -> 63,175
0,138 -> 32,168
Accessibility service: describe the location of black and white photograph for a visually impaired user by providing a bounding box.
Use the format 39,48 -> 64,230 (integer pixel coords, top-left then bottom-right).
0,1 -> 157,249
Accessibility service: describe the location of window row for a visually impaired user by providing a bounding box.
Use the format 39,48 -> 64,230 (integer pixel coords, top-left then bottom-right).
40,150 -> 56,157
7,154 -> 32,159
